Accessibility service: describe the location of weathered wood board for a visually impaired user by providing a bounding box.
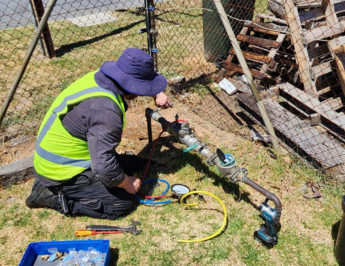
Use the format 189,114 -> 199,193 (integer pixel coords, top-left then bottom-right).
237,92 -> 345,169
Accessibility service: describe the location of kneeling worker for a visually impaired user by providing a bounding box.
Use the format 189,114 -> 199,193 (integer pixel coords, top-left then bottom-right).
26,48 -> 172,220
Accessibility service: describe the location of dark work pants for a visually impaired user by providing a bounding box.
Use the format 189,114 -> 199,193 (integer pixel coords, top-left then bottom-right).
46,155 -> 138,220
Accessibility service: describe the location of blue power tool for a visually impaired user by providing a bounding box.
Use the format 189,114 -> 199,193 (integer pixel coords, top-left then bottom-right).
254,198 -> 281,248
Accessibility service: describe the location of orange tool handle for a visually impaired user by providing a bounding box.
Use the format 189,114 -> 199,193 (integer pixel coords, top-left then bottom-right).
75,230 -> 122,237
75,230 -> 96,236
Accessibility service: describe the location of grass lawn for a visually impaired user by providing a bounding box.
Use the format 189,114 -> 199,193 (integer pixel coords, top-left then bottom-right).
0,100 -> 344,265
1,0 -> 344,265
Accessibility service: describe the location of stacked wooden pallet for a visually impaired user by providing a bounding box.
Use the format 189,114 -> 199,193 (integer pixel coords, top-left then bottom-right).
237,90 -> 345,173
219,0 -> 345,173
221,20 -> 289,88
266,0 -> 345,139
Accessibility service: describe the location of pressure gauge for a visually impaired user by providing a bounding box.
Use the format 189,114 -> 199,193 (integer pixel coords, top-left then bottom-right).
171,184 -> 190,197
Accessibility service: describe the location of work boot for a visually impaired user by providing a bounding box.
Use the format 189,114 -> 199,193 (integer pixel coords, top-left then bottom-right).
25,179 -> 60,210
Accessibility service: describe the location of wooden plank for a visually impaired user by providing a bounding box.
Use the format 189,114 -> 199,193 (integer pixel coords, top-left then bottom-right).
222,61 -> 265,79
295,0 -> 345,9
279,82 -> 345,127
334,49 -> 345,95
256,13 -> 288,25
322,0 -> 339,27
317,86 -> 331,95
328,36 -> 345,54
295,0 -> 322,9
229,78 -> 251,93
226,27 -> 249,64
311,61 -> 333,78
283,0 -> 317,96
304,20 -> 345,43
321,97 -> 343,110
229,48 -> 272,64
243,21 -> 288,35
299,8 -> 325,23
255,33 -> 286,87
237,34 -> 280,49
328,40 -> 345,95
298,2 -> 345,24
237,92 -> 345,169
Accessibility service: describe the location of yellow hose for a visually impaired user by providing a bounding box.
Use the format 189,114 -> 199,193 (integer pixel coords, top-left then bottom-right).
172,191 -> 228,243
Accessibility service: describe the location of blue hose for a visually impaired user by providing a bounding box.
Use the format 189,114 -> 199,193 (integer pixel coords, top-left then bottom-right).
135,179 -> 172,205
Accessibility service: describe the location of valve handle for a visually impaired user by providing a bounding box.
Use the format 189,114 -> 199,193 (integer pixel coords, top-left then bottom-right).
216,148 -> 226,163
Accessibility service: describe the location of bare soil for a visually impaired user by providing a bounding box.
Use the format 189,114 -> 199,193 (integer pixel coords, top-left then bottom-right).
0,93 -> 241,177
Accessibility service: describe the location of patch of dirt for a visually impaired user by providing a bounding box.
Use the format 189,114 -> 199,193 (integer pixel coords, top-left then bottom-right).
0,135 -> 36,166
0,94 -> 240,186
118,97 -> 241,157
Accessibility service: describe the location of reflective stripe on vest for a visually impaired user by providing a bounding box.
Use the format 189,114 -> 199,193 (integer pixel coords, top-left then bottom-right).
34,79 -> 126,181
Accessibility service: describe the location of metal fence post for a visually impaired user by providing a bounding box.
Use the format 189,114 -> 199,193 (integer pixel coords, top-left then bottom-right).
144,0 -> 158,71
0,0 -> 58,126
213,0 -> 281,153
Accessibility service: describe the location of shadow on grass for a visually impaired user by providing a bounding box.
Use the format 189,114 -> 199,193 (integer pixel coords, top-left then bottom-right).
110,247 -> 119,265
332,220 -> 340,245
54,8 -> 202,58
55,20 -> 145,57
135,135 -> 254,209
332,219 -> 345,266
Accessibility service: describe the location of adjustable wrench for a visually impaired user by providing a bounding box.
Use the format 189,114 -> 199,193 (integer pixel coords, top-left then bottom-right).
85,220 -> 142,235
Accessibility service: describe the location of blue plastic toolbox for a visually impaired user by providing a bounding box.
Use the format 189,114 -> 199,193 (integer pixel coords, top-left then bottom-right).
18,239 -> 111,266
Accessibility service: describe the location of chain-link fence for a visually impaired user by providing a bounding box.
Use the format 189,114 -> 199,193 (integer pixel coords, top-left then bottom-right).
1,0 -> 345,179
193,0 -> 345,179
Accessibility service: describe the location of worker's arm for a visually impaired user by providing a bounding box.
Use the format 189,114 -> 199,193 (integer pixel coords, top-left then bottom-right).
154,92 -> 172,108
117,174 -> 141,194
86,98 -> 127,188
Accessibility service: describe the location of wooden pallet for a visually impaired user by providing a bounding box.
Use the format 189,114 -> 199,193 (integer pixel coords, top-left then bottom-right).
269,0 -> 345,96
221,20 -> 288,87
237,91 -> 345,170
278,82 -> 345,137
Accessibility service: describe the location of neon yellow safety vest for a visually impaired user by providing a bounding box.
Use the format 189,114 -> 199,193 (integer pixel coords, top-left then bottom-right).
34,70 -> 126,181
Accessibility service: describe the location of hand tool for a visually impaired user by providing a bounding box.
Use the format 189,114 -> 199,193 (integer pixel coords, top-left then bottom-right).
75,230 -> 123,236
85,220 -> 142,235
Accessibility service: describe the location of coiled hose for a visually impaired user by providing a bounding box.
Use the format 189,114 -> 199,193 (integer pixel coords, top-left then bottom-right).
172,191 -> 228,243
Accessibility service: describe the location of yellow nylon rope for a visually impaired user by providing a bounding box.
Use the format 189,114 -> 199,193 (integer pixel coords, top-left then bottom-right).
172,191 -> 228,243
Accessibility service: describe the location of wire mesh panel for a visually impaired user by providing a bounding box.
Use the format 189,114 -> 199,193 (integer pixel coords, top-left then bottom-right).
2,0 -> 345,178
153,0 -> 216,79
0,0 -> 148,139
189,0 -> 345,178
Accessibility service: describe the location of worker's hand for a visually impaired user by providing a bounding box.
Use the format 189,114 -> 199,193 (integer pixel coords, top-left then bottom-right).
154,92 -> 172,108
118,175 -> 141,194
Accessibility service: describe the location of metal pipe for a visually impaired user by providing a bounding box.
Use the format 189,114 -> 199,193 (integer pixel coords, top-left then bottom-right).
0,0 -> 58,126
242,175 -> 282,221
145,108 -> 153,147
146,108 -> 282,211
149,0 -> 158,71
213,0 -> 281,153
335,195 -> 345,266
144,0 -> 153,57
28,0 -> 46,56
146,108 -> 281,246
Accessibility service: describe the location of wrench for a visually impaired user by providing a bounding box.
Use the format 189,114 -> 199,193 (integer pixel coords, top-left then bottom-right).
85,220 -> 142,235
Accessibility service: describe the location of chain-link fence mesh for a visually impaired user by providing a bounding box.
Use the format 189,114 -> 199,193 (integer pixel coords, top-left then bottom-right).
1,0 -> 345,179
